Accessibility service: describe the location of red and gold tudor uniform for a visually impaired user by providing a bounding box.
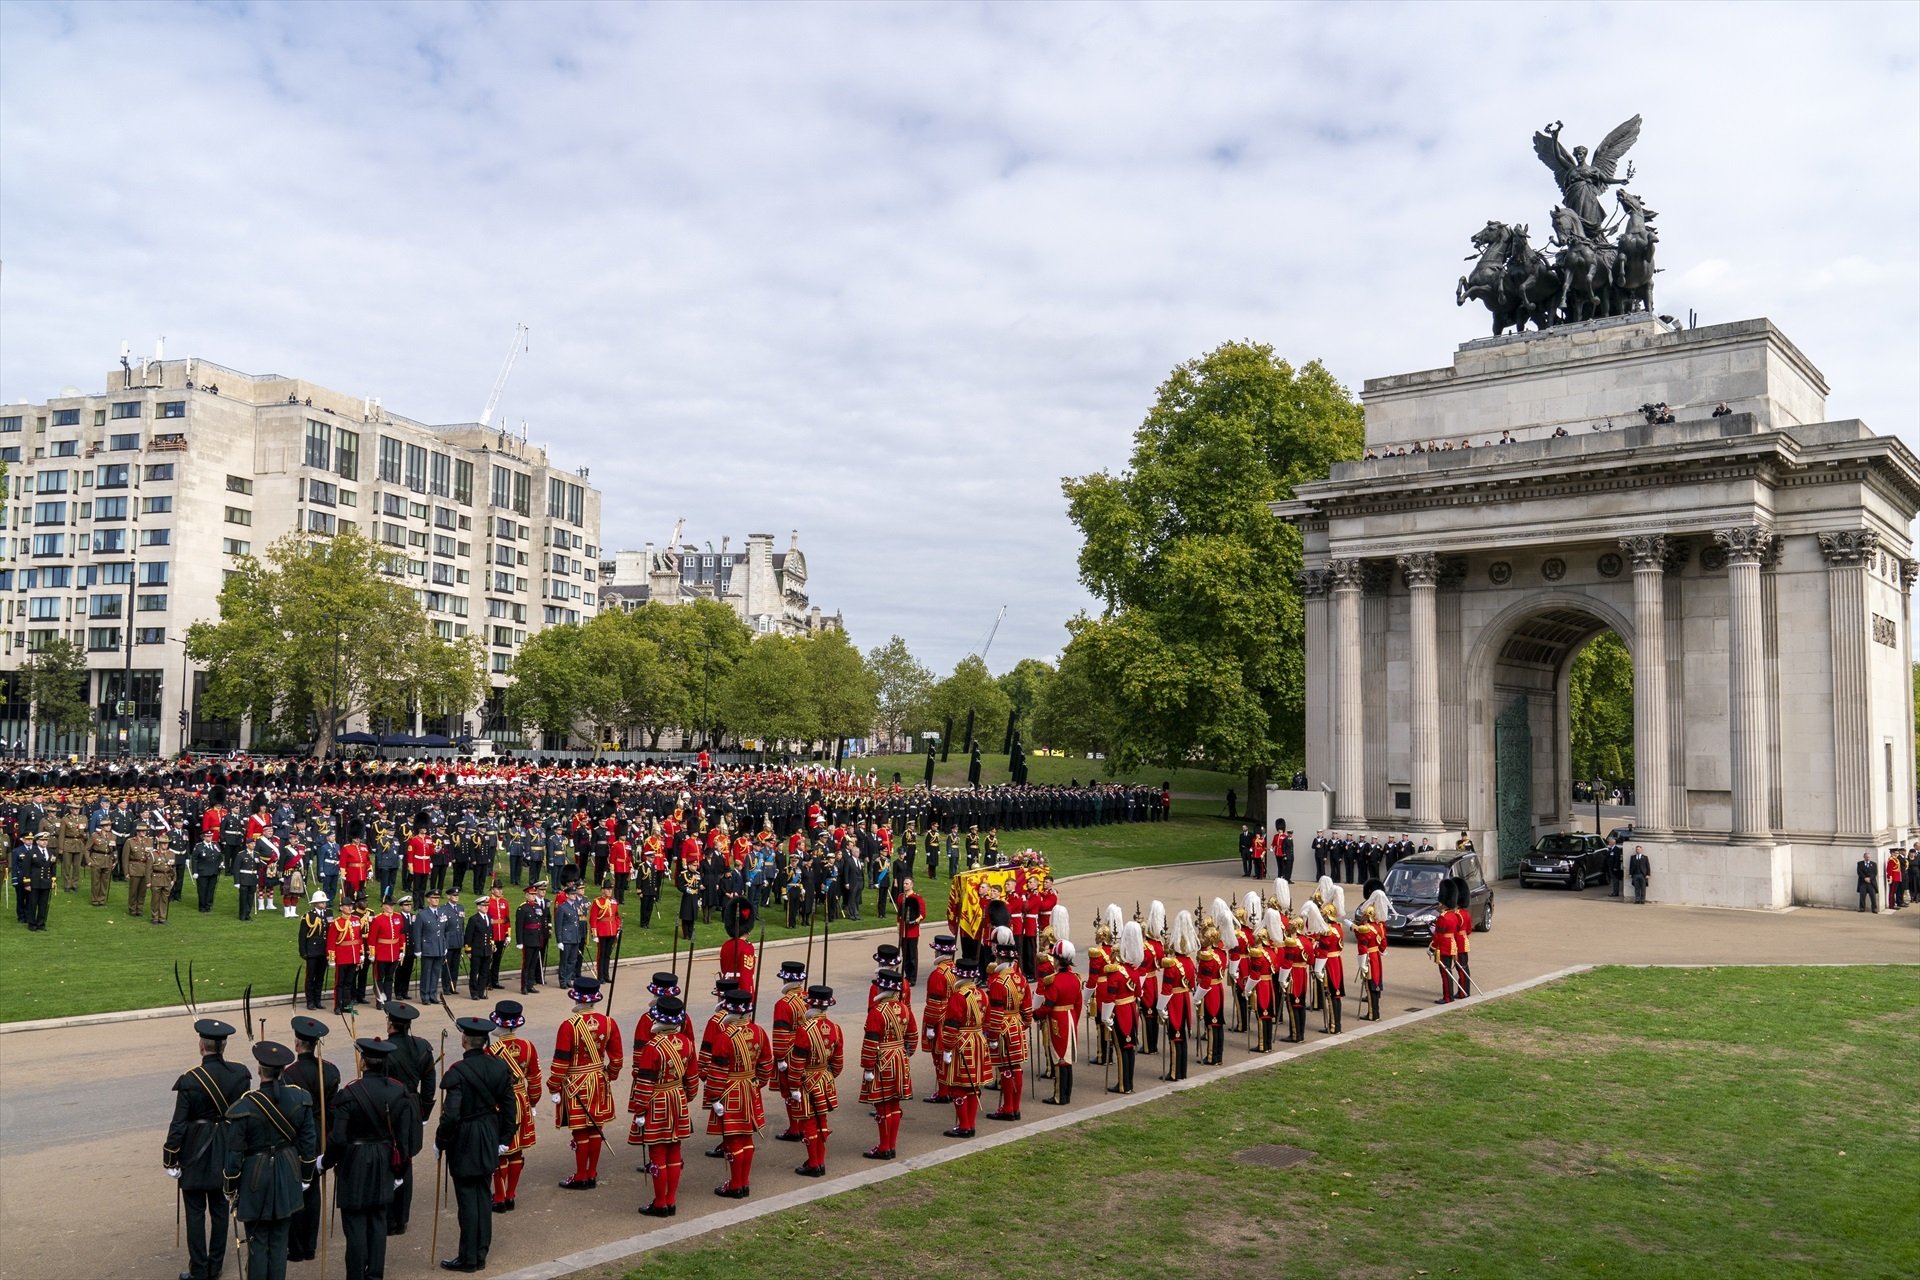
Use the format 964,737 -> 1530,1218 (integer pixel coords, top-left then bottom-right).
919,935 -> 958,1104
702,986 -> 771,1198
547,975 -> 623,1190
984,930 -> 1031,1121
858,968 -> 916,1158
487,999 -> 540,1210
786,986 -> 845,1176
629,996 -> 695,1217
937,955 -> 990,1137
767,961 -> 812,1143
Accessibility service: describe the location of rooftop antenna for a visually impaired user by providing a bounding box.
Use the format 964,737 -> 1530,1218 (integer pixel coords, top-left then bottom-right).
478,322 -> 528,427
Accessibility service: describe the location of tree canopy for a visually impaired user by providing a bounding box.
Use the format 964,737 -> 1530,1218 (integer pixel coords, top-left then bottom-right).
23,636 -> 92,738
185,530 -> 488,756
1569,630 -> 1634,782
866,635 -> 934,747
927,654 -> 1012,751
1060,340 -> 1363,792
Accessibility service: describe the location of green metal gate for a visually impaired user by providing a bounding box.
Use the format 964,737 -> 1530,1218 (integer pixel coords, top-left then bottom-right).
1495,695 -> 1532,877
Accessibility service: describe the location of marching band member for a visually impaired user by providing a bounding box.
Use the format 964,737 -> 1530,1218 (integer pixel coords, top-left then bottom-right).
859,968 -> 916,1158
786,985 -> 844,1176
984,926 -> 1030,1121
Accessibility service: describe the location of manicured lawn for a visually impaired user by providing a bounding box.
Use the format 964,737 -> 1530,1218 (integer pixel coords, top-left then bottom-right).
0,814 -> 1232,1022
855,750 -> 1238,800
624,966 -> 1920,1280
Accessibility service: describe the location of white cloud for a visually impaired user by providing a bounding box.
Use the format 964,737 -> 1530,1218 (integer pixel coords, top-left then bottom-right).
3,0 -> 1915,674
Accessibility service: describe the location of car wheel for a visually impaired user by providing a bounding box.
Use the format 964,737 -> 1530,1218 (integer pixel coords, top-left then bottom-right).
1570,869 -> 1583,891
1476,898 -> 1493,933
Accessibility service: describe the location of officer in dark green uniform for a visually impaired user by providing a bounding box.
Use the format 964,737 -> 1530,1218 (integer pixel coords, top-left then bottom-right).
165,1018 -> 252,1280
327,1039 -> 423,1280
380,1003 -> 438,1236
435,1016 -> 516,1273
282,1017 -> 340,1264
223,1040 -> 318,1280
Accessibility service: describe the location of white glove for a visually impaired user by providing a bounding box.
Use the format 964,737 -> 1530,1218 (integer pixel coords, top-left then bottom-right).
300,1182 -> 311,1192
165,1168 -> 182,1180
1312,960 -> 1327,980
1157,996 -> 1170,1016
942,1051 -> 952,1063
712,1101 -> 726,1116
862,1070 -> 874,1082
790,1091 -> 802,1103
776,1060 -> 788,1073
497,1144 -> 509,1156
393,1178 -> 404,1190
549,1092 -> 561,1104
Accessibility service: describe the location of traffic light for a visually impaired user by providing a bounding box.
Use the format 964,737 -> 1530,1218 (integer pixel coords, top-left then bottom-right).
178,709 -> 189,728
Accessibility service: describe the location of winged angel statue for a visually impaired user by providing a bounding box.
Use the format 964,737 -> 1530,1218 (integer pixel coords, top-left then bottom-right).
1532,115 -> 1641,242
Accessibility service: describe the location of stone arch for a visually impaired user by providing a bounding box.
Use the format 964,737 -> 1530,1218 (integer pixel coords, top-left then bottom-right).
1463,589 -> 1637,868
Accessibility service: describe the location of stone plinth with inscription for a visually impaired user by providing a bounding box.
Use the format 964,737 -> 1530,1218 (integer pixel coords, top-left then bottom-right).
1276,318 -> 1920,910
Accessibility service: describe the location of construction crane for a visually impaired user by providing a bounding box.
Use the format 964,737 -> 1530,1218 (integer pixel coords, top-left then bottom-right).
478,322 -> 529,427
975,605 -> 1008,662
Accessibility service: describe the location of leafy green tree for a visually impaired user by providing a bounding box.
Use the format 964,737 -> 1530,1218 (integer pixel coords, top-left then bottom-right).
1061,341 -> 1362,808
997,657 -> 1055,741
24,636 -> 92,739
801,628 -> 878,745
506,623 -> 600,743
630,599 -> 752,748
717,634 -> 815,746
186,530 -> 487,756
1569,630 -> 1634,783
1030,623 -> 1115,757
865,635 -> 933,749
927,654 -> 1012,753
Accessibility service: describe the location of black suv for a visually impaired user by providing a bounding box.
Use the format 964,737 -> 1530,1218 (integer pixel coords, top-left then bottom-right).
1381,851 -> 1494,943
1517,831 -> 1610,889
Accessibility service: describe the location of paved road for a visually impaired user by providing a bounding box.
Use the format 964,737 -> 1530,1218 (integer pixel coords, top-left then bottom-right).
1,863 -> 1912,1280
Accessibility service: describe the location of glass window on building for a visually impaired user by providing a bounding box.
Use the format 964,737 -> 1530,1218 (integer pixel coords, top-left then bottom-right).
37,470 -> 69,493
136,627 -> 166,644
547,476 -> 564,517
31,501 -> 65,525
430,451 -> 450,497
97,464 -> 130,488
158,402 -> 186,419
141,496 -> 172,514
109,433 -> 141,451
512,470 -> 530,516
307,479 -> 337,507
224,506 -> 251,525
51,408 -> 80,427
226,475 -> 253,495
404,443 -> 427,492
143,464 -> 174,482
31,533 -> 65,556
335,428 -> 359,481
139,562 -> 169,586
138,529 -> 169,547
88,627 -> 122,651
308,511 -> 336,535
110,401 -> 141,420
305,419 -> 331,470
95,496 -> 128,520
0,416 -> 22,432
379,436 -> 403,484
490,465 -> 511,507
567,483 -> 584,526
454,458 -> 473,505
90,594 -> 123,619
137,593 -> 167,612
93,529 -> 127,553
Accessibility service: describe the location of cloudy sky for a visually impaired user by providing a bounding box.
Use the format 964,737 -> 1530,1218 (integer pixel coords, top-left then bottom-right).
4,2 -> 1915,673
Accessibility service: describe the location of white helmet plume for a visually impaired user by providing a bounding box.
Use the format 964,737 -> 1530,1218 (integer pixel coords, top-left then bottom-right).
1302,901 -> 1328,934
1209,897 -> 1235,947
1170,909 -> 1199,957
1119,920 -> 1146,968
1364,888 -> 1391,922
992,925 -> 1016,951
1329,883 -> 1348,922
1051,904 -> 1071,947
1263,907 -> 1286,943
1318,874 -> 1337,904
1147,899 -> 1166,939
1273,878 -> 1291,913
1243,890 -> 1262,922
1102,903 -> 1124,936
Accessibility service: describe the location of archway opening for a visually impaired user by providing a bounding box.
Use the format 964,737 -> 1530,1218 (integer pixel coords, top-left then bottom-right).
1485,606 -> 1634,876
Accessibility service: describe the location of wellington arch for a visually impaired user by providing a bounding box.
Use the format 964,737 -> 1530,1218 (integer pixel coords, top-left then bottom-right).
1275,315 -> 1920,909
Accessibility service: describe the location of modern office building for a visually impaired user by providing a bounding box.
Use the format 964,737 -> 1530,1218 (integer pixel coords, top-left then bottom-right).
0,349 -> 601,755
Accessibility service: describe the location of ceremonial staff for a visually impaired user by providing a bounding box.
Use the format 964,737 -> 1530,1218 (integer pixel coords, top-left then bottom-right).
748,919 -> 767,1019
315,1038 -> 330,1279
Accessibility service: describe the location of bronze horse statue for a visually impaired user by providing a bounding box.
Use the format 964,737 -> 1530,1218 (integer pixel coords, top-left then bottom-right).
1458,220 -> 1559,335
1613,189 -> 1658,315
1549,205 -> 1606,323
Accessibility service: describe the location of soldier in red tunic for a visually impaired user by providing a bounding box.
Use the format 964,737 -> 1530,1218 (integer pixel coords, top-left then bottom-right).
718,900 -> 757,992
938,954 -> 989,1138
1159,909 -> 1198,1081
487,999 -> 540,1212
1243,911 -> 1277,1052
630,996 -> 694,1217
588,885 -> 622,984
1353,889 -> 1390,1021
1034,920 -> 1081,1106
920,935 -> 957,1105
1025,872 -> 1058,981
984,928 -> 1030,1121
1103,922 -> 1144,1094
367,898 -> 408,1007
547,975 -> 624,1190
859,968 -> 916,1158
786,986 -> 845,1176
1138,901 -> 1165,1058
629,970 -> 684,1060
767,962 -> 810,1144
1200,899 -> 1234,1064
702,986 -> 770,1198
328,900 -> 365,1014
1303,899 -> 1343,1035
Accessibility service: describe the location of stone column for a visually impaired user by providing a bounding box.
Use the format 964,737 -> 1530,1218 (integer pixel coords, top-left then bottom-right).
1818,530 -> 1877,837
1397,551 -> 1441,830
1330,558 -> 1365,827
1620,534 -> 1671,834
1716,526 -> 1775,842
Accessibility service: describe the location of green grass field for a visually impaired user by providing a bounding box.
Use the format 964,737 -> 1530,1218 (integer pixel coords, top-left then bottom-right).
0,813 -> 1234,1022
623,966 -> 1920,1280
854,750 -> 1239,800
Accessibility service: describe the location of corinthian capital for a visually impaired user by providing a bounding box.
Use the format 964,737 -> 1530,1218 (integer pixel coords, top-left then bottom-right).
1816,529 -> 1880,567
1713,525 -> 1775,566
1296,567 -> 1332,598
1619,533 -> 1670,567
1327,558 -> 1364,591
1396,551 -> 1440,587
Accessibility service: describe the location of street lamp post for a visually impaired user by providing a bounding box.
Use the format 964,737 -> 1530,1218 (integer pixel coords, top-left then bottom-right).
329,629 -> 347,756
167,635 -> 191,757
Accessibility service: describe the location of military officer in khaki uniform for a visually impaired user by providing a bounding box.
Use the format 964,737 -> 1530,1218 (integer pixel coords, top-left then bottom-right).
87,827 -> 117,907
149,852 -> 176,925
56,809 -> 87,893
124,830 -> 155,917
